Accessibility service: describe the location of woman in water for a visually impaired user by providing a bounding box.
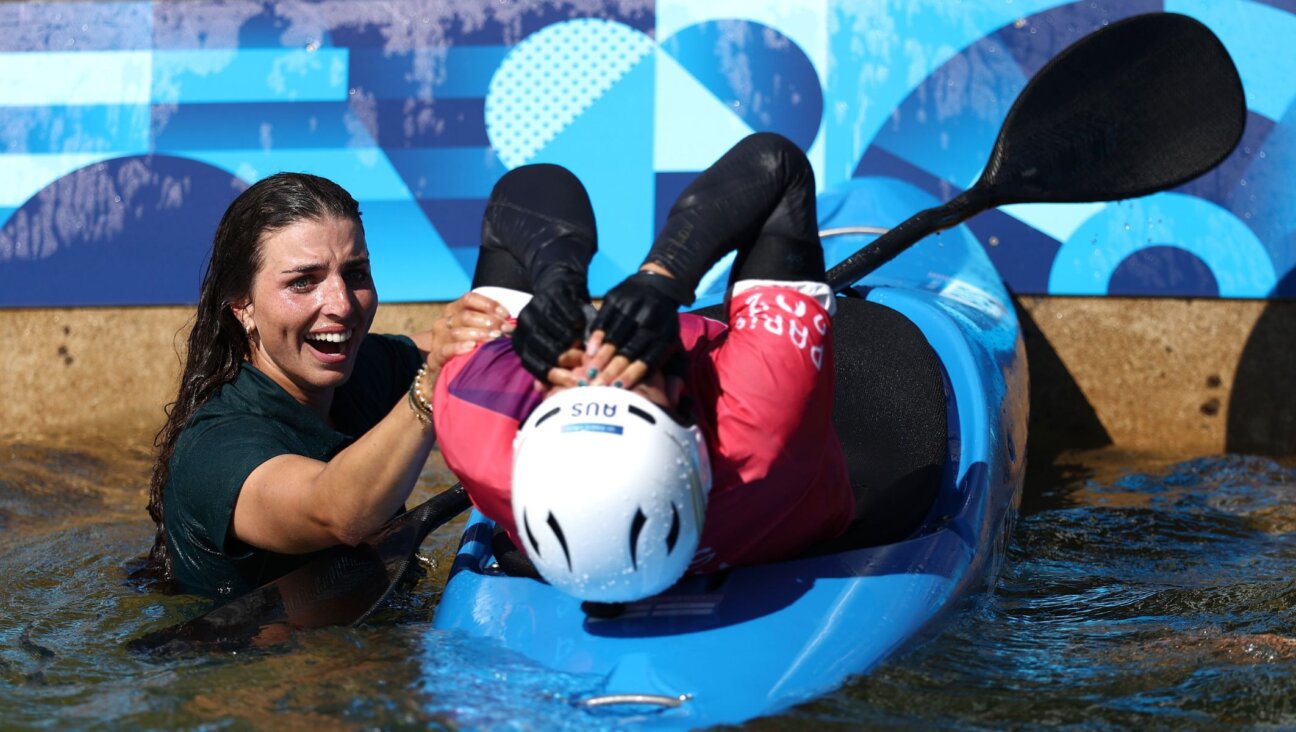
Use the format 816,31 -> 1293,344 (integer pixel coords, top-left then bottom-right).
144,172 -> 510,596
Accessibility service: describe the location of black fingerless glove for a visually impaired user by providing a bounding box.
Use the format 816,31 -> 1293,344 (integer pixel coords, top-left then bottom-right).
590,271 -> 694,370
512,266 -> 590,381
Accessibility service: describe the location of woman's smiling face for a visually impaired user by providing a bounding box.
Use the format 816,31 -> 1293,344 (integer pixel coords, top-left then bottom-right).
232,216 -> 377,408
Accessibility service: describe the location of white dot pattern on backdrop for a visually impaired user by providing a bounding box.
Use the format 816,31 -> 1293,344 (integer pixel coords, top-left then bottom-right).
486,19 -> 654,168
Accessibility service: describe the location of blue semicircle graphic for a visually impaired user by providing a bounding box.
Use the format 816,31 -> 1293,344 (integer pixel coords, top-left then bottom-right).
1048,192 -> 1277,297
0,155 -> 247,307
659,20 -> 823,150
1108,246 -> 1220,297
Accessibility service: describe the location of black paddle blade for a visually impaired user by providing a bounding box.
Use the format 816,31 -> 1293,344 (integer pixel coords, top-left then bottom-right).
126,544 -> 390,656
982,12 -> 1245,205
127,485 -> 471,656
827,12 -> 1245,290
352,484 -> 473,624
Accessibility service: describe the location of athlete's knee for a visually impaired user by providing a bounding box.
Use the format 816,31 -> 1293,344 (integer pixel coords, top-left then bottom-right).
490,163 -> 586,205
484,164 -> 596,251
733,132 -> 811,181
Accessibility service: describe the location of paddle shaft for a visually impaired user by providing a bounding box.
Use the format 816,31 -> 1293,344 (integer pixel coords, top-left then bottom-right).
825,187 -> 990,292
129,484 -> 470,655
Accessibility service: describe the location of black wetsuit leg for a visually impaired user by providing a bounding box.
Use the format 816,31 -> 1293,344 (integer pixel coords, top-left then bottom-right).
682,136 -> 946,547
472,245 -> 533,292
473,163 -> 597,292
648,132 -> 825,289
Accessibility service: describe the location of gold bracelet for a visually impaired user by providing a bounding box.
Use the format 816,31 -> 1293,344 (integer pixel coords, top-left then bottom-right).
407,364 -> 434,427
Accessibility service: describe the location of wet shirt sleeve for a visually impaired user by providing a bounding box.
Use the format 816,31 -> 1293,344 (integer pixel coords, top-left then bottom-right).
166,414 -> 300,591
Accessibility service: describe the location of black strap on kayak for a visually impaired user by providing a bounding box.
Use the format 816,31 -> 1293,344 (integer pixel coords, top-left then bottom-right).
128,484 -> 471,655
826,12 -> 1245,291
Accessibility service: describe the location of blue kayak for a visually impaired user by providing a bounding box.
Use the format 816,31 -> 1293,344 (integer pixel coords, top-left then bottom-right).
431,176 -> 1029,729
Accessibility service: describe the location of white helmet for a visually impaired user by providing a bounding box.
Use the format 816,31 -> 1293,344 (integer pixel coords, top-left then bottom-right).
512,386 -> 711,602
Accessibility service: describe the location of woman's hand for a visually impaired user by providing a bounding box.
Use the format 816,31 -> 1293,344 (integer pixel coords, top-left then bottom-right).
586,266 -> 690,389
512,277 -> 590,384
427,291 -> 514,369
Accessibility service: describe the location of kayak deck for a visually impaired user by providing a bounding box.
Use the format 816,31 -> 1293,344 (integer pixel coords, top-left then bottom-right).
430,177 -> 1028,729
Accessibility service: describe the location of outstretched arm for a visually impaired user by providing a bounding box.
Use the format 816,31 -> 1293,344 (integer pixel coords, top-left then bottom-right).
229,292 -> 511,555
589,132 -> 825,388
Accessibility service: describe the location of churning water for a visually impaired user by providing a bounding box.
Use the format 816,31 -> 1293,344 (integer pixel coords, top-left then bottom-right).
2,436 -> 1294,730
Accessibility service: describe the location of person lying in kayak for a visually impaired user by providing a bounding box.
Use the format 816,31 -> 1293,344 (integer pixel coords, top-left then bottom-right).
143,172 -> 511,597
433,133 -> 864,602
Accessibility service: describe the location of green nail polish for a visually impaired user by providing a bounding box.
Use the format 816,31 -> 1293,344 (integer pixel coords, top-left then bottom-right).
586,367 -> 599,378
613,380 -> 624,389
578,379 -> 589,386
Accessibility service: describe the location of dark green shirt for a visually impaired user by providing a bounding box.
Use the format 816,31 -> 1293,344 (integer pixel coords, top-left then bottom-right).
164,333 -> 422,597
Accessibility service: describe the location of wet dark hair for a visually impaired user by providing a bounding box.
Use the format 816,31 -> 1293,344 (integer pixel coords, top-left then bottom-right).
141,172 -> 362,587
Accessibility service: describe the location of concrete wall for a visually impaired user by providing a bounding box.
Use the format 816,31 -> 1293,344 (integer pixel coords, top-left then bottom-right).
0,303 -> 446,446
1019,297 -> 1294,458
4,298 -> 1292,457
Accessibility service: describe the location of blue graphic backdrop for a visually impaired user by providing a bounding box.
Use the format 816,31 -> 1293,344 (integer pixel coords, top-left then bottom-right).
0,0 -> 1291,306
